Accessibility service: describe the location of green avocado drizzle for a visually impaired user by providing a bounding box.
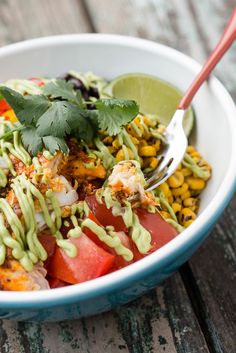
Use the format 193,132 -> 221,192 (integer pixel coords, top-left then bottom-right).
94,137 -> 116,169
0,168 -> 7,187
0,170 -> 78,270
81,218 -> 133,261
98,186 -> 152,255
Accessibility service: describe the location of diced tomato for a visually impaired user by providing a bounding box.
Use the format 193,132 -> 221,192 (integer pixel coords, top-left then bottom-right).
47,276 -> 69,289
86,194 -> 127,232
0,99 -> 11,114
133,209 -> 178,260
29,77 -> 45,87
38,233 -> 56,269
47,233 -> 115,284
83,211 -> 133,269
86,194 -> 178,262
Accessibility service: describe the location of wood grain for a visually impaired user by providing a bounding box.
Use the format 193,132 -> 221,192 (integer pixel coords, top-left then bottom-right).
0,274 -> 209,353
0,0 -> 91,46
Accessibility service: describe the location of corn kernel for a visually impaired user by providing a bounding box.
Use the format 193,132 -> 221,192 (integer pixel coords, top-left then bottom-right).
172,182 -> 189,196
159,182 -> 171,198
187,145 -> 195,154
139,146 -> 156,157
186,177 -> 206,190
168,195 -> 174,204
107,146 -> 116,154
143,115 -> 152,125
112,138 -> 120,149
131,136 -> 139,145
167,171 -> 184,188
152,140 -> 161,151
184,219 -> 194,227
181,190 -> 191,200
102,136 -> 113,144
181,167 -> 192,177
150,157 -> 158,169
160,211 -> 171,219
116,148 -> 134,161
172,202 -> 181,213
139,139 -> 148,147
183,197 -> 197,208
179,208 -> 196,226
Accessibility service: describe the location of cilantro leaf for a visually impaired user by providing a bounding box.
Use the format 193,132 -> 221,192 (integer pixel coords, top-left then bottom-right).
70,110 -> 96,142
43,79 -> 82,105
18,95 -> 51,125
0,86 -> 25,114
94,99 -> 139,135
21,126 -> 69,156
36,101 -> 79,137
0,86 -> 51,125
42,136 -> 69,155
21,126 -> 44,156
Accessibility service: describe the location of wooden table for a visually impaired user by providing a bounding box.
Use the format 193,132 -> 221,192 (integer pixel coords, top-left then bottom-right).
0,1 -> 235,352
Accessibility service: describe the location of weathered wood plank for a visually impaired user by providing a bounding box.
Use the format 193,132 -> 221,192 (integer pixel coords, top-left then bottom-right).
181,196 -> 236,353
116,273 -> 209,353
0,0 -> 91,46
0,274 -> 209,353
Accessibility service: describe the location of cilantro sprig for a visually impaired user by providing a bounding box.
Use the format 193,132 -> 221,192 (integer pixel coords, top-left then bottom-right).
0,79 -> 139,156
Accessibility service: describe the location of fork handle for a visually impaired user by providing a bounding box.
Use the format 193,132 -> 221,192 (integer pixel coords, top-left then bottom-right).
178,7 -> 236,110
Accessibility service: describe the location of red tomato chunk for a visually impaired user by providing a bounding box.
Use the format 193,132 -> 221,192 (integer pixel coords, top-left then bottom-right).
47,233 -> 115,284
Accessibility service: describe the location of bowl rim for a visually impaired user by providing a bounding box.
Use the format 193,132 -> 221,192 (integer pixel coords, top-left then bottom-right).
0,33 -> 235,307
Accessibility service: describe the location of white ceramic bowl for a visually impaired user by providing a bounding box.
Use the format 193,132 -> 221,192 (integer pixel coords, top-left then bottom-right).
0,34 -> 235,321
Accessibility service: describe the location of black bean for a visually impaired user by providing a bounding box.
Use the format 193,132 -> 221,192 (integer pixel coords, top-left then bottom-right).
89,86 -> 99,98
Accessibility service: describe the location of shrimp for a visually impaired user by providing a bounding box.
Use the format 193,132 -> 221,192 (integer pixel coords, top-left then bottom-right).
0,260 -> 49,291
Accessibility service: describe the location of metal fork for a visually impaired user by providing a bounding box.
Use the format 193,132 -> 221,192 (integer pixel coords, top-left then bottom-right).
146,7 -> 236,191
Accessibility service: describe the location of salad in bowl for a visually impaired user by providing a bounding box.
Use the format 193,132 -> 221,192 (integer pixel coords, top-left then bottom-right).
0,70 -> 211,291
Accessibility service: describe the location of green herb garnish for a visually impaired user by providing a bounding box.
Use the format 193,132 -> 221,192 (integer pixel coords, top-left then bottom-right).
0,79 -> 139,156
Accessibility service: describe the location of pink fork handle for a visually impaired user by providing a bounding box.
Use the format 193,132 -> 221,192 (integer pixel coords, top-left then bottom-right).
178,7 -> 236,110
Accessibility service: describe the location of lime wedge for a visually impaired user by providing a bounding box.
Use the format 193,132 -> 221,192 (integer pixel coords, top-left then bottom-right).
104,73 -> 194,137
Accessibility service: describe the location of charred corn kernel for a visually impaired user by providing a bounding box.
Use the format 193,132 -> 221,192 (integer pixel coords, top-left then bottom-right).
172,202 -> 181,213
179,208 -> 196,226
116,148 -> 134,161
184,219 -> 194,227
167,171 -> 184,188
187,145 -> 195,154
139,146 -> 156,157
150,157 -> 158,169
181,190 -> 191,200
102,136 -> 113,144
181,167 -> 192,177
159,182 -> 171,198
186,177 -> 206,190
152,140 -> 161,151
172,182 -> 189,196
160,211 -> 171,219
112,138 -> 120,149
3,109 -> 18,123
